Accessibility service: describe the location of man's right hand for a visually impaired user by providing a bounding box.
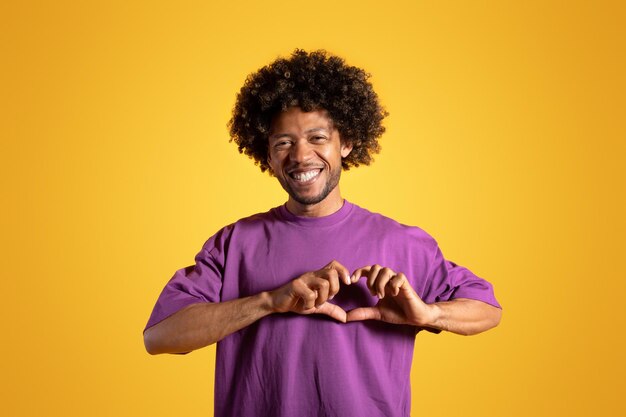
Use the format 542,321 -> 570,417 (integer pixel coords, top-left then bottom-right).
144,260 -> 352,354
267,260 -> 351,323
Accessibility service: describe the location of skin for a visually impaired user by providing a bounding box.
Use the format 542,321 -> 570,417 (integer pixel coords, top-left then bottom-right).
266,106 -> 352,217
143,107 -> 501,355
347,265 -> 501,335
144,260 -> 350,354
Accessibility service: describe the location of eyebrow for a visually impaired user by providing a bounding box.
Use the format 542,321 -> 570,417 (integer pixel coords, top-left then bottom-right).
269,127 -> 330,140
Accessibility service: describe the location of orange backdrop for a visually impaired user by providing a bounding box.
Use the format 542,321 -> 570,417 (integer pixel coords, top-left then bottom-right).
1,1 -> 625,416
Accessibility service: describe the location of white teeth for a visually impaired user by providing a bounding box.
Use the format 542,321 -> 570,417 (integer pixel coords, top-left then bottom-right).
291,169 -> 320,182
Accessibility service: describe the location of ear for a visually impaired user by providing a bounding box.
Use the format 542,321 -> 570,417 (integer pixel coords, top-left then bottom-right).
340,141 -> 353,158
266,154 -> 273,172
266,142 -> 273,164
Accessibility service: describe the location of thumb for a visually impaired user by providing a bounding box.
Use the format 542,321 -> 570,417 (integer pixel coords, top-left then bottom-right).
346,307 -> 381,322
315,302 -> 347,323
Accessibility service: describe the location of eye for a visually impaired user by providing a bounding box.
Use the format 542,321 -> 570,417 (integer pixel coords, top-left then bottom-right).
274,140 -> 291,149
310,136 -> 327,143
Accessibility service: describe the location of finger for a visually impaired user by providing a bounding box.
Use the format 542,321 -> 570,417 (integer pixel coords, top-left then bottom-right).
311,277 -> 330,307
299,273 -> 331,306
318,267 -> 340,299
367,264 -> 382,296
375,267 -> 396,299
294,279 -> 319,310
325,260 -> 351,285
327,273 -> 340,299
346,307 -> 381,322
350,265 -> 371,283
387,273 -> 408,297
316,302 -> 347,323
303,289 -> 318,310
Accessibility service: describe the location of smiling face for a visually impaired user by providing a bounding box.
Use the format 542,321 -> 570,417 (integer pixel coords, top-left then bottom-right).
267,107 -> 353,217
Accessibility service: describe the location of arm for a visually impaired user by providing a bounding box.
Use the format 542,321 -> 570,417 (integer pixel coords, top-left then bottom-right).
143,292 -> 273,355
425,297 -> 502,336
346,265 -> 501,335
144,260 -> 351,355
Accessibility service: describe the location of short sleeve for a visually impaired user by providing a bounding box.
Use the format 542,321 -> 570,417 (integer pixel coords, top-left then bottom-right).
421,245 -> 501,309
143,231 -> 227,332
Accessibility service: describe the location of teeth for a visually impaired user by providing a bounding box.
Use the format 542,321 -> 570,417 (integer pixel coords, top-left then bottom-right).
291,169 -> 320,182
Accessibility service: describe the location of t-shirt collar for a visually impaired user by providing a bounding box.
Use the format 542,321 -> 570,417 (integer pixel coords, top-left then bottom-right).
276,199 -> 354,227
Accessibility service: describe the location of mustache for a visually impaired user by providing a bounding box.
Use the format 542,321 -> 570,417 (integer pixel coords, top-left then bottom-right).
286,163 -> 325,172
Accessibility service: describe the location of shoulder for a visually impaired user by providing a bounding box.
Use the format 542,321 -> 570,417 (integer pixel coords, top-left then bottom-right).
230,207 -> 279,229
198,207 -> 280,253
348,202 -> 439,249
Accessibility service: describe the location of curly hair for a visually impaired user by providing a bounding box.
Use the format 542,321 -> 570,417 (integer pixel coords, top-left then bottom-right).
228,49 -> 388,173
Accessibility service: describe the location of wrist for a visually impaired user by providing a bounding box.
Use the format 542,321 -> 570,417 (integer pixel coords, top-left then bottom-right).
415,303 -> 442,328
258,291 -> 276,314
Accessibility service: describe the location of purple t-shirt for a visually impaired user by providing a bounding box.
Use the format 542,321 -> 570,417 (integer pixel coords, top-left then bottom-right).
145,200 -> 500,417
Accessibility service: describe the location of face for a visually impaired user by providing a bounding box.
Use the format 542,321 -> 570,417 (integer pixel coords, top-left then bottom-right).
267,107 -> 352,214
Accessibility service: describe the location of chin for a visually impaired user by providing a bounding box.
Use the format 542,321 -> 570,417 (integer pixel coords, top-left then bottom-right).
290,191 -> 327,206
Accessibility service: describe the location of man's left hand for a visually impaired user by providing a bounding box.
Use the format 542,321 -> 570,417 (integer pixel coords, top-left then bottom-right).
345,265 -> 434,327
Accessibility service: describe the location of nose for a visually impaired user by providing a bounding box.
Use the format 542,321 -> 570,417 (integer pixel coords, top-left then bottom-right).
289,139 -> 313,163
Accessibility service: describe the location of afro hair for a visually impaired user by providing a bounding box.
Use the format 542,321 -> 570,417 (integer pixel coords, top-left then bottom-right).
228,49 -> 388,172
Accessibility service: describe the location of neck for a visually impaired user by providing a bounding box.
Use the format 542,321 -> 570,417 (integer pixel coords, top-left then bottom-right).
286,188 -> 345,218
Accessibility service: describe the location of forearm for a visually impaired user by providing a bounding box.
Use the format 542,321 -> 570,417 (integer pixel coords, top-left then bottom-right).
143,291 -> 273,355
422,298 -> 502,336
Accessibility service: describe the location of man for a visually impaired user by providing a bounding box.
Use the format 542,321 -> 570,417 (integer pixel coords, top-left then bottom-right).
144,49 -> 501,417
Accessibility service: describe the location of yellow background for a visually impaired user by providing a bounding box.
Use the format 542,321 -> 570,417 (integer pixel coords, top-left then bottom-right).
2,1 -> 625,416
